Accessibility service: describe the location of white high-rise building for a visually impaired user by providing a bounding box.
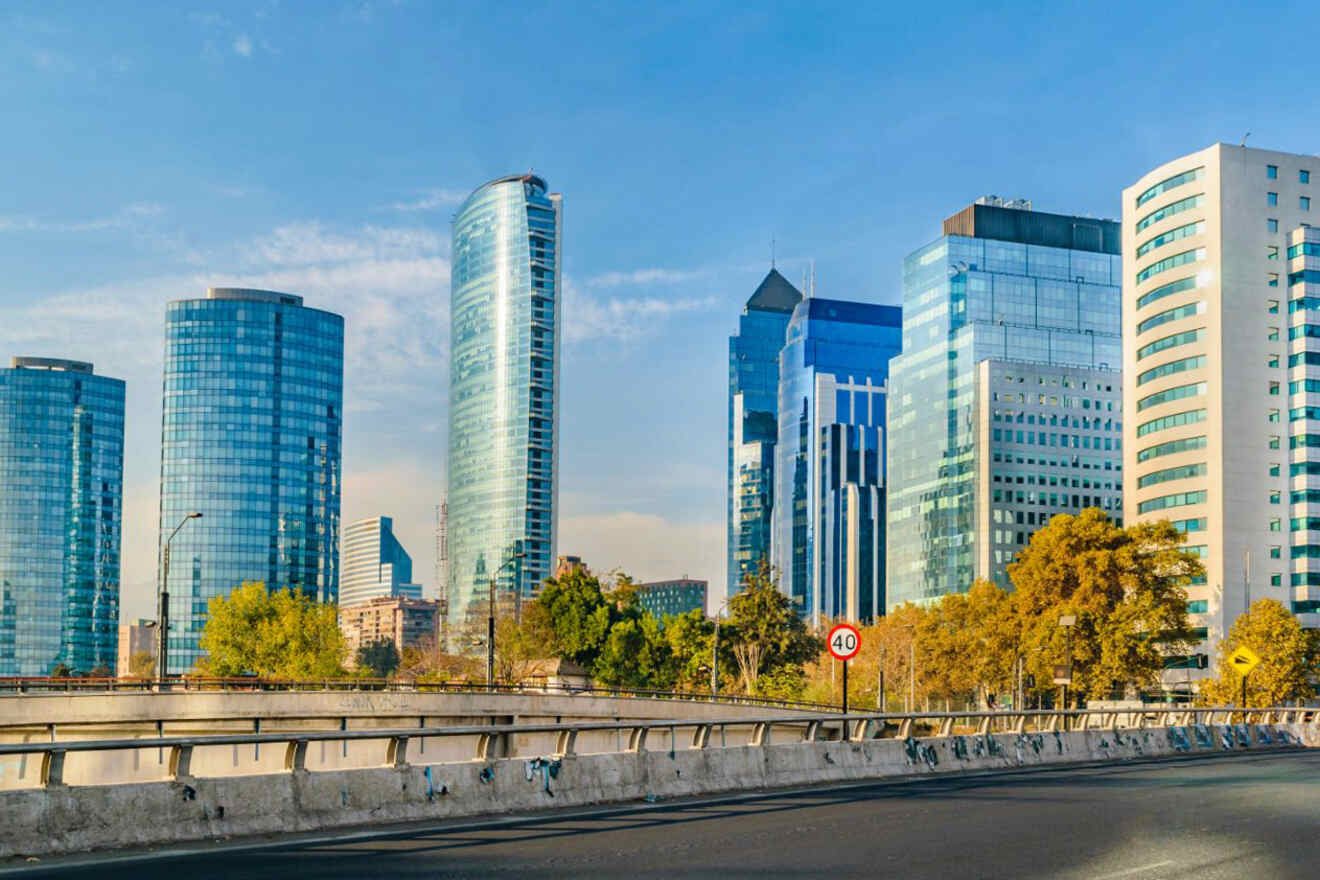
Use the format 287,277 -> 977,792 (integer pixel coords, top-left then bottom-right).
1123,143 -> 1320,677
339,516 -> 422,606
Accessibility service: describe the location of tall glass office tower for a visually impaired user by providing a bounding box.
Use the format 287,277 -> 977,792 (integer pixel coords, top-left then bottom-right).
727,269 -> 802,599
447,174 -> 562,627
0,357 -> 124,675
887,199 -> 1122,607
159,288 -> 343,674
771,299 -> 902,623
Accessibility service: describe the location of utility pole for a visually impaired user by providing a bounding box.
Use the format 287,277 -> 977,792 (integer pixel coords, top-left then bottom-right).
486,552 -> 525,690
158,512 -> 202,686
877,642 -> 885,712
908,635 -> 916,714
711,617 -> 719,696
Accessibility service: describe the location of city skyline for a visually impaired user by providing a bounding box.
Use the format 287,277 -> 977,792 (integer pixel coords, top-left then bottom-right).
4,3 -> 1320,624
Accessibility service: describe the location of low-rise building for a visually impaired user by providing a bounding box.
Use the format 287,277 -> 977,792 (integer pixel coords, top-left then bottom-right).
116,619 -> 156,677
339,597 -> 441,665
636,578 -> 708,621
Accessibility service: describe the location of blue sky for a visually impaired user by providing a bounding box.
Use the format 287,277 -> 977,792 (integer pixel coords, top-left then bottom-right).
2,1 -> 1316,618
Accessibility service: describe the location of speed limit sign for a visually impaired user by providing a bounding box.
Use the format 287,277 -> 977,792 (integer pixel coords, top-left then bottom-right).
828,623 -> 861,661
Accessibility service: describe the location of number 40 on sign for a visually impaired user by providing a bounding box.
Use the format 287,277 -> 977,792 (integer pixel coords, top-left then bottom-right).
828,623 -> 861,661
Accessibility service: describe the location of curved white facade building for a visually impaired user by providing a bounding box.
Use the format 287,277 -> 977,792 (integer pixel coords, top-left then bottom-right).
1123,143 -> 1320,674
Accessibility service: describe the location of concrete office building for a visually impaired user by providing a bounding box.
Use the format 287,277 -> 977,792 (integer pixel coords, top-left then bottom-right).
887,198 -> 1123,606
340,516 -> 422,606
636,578 -> 708,620
339,596 -> 441,664
1124,144 -> 1320,664
772,299 -> 903,623
727,269 -> 803,599
158,288 -> 343,674
447,174 -> 562,628
0,357 -> 124,676
116,619 -> 155,677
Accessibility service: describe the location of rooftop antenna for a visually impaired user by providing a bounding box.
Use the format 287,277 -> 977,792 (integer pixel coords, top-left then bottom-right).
810,260 -> 816,298
1240,132 -> 1251,147
771,236 -> 776,270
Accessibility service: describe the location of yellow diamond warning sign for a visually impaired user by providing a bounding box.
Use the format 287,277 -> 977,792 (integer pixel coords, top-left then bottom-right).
1227,646 -> 1262,677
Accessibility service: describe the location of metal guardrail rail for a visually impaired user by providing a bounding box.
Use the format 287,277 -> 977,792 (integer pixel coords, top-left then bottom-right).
2,706 -> 1311,789
0,677 -> 842,712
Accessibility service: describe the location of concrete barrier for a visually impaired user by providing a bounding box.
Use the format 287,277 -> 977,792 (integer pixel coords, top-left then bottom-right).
3,719 -> 1315,860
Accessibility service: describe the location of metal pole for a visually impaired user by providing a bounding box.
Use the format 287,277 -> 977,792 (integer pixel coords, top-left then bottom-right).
908,636 -> 915,713
158,545 -> 170,686
842,659 -> 849,716
878,642 -> 885,712
486,575 -> 496,690
711,619 -> 719,696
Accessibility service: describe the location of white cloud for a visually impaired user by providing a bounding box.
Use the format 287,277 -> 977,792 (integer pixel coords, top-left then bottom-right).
584,267 -> 707,287
232,33 -> 254,57
564,275 -> 716,343
30,48 -> 76,74
244,221 -> 444,267
385,188 -> 468,213
0,202 -> 165,234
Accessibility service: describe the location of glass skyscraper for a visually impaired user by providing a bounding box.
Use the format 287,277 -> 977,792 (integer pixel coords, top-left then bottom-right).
0,357 -> 124,676
727,268 -> 802,599
447,174 -> 562,626
886,199 -> 1122,606
340,516 -> 421,606
159,288 -> 343,674
771,299 -> 902,623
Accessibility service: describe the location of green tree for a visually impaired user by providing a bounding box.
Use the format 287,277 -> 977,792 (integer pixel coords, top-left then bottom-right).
198,581 -> 347,679
534,568 -> 614,666
356,638 -> 400,678
663,609 -> 730,692
726,562 -> 821,694
128,651 -> 156,679
593,614 -> 673,688
50,662 -> 73,678
1008,510 -> 1199,702
1201,599 -> 1318,706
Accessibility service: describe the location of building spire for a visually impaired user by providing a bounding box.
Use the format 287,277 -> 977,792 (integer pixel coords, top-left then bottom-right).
771,236 -> 776,269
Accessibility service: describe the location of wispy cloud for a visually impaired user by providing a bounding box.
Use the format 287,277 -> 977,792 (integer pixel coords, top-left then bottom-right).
584,267 -> 707,287
385,188 -> 468,212
564,276 -> 716,343
0,202 -> 165,234
232,34 -> 254,57
30,48 -> 76,74
242,221 -> 445,267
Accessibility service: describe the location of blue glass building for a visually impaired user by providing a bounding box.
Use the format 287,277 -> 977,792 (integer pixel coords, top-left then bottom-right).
447,174 -> 562,628
340,516 -> 422,606
159,288 -> 343,674
727,269 -> 802,599
0,357 -> 124,675
771,299 -> 902,623
886,199 -> 1122,607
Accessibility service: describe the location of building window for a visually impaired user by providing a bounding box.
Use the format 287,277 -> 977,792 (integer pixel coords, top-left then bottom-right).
1267,164 -> 1278,179
1271,573 -> 1283,586
1268,409 -> 1280,422
1268,192 -> 1279,206
1270,518 -> 1282,531
1304,197 -> 1312,212
1269,355 -> 1281,368
1270,491 -> 1281,504
1270,463 -> 1281,476
1270,436 -> 1281,449
1268,245 -> 1280,260
1303,170 -> 1312,184
1270,382 -> 1281,395
1268,327 -> 1280,341
1269,275 -> 1280,288
1268,218 -> 1279,233
1270,545 -> 1282,559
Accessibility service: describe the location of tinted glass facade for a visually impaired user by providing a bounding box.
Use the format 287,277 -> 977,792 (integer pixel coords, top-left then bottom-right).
0,357 -> 124,675
159,289 -> 343,674
771,299 -> 902,623
727,269 -> 802,599
887,203 -> 1121,607
447,175 -> 561,627
340,516 -> 421,606
637,578 -> 708,621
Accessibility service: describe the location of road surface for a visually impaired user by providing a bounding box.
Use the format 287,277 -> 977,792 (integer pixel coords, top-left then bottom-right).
12,750 -> 1320,879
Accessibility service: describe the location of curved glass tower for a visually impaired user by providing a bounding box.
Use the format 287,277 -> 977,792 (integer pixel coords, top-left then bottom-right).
0,357 -> 124,675
447,174 -> 562,627
159,288 -> 343,674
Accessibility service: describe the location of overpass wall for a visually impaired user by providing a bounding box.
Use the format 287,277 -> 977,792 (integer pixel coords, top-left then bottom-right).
3,721 -> 1317,860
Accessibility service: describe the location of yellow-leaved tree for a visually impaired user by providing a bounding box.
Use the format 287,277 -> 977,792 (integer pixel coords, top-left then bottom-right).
198,581 -> 346,679
1008,509 -> 1200,703
1200,598 -> 1318,706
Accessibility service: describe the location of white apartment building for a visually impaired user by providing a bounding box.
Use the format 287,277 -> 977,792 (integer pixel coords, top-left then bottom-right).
339,516 -> 422,606
1123,143 -> 1320,675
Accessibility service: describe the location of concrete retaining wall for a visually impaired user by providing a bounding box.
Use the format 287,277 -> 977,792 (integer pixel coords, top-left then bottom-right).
4,720 -> 1316,860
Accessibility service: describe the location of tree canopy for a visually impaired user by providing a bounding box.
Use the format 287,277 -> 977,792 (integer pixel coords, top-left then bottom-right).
198,581 -> 347,678
1200,599 -> 1319,706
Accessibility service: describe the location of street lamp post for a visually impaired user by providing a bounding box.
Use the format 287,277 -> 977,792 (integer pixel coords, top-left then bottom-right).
158,512 -> 202,685
711,598 -> 729,697
487,552 -> 526,689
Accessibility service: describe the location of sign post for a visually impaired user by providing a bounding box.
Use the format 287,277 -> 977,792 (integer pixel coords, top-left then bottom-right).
828,623 -> 862,715
1227,645 -> 1262,708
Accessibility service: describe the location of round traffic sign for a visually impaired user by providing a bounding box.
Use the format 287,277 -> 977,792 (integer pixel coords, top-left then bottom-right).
827,623 -> 861,661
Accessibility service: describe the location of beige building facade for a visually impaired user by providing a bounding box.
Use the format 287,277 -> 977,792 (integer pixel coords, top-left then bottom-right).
339,597 -> 441,665
1123,143 -> 1320,675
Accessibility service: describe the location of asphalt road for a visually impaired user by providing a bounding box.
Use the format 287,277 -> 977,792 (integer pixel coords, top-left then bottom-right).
13,751 -> 1320,879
